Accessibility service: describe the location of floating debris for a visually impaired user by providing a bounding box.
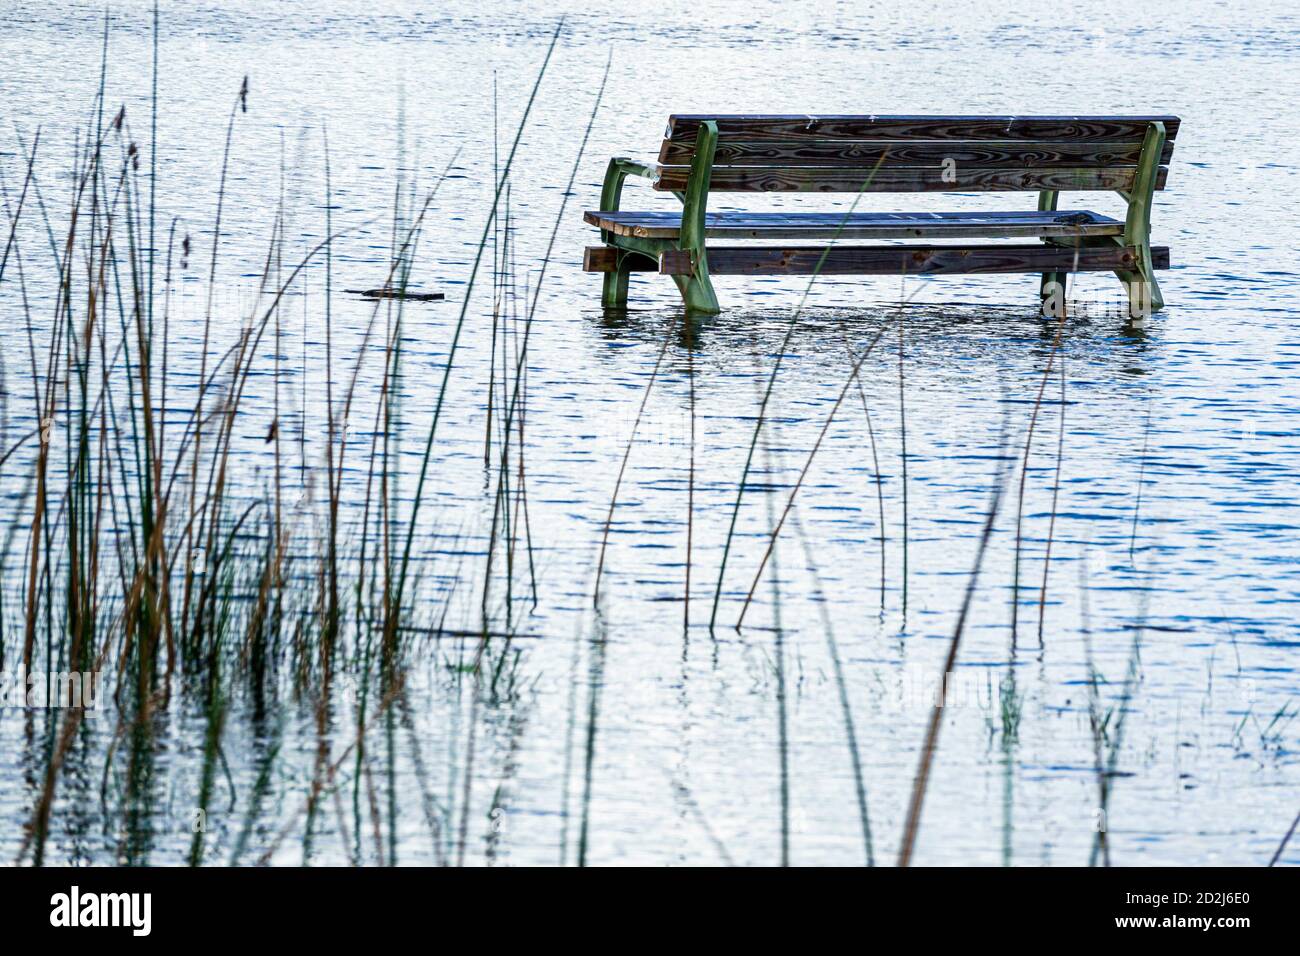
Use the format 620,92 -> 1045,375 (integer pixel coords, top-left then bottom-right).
345,287 -> 445,302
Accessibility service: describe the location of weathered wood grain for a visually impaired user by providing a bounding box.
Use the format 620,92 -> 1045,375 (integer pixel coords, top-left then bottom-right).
582,209 -> 1125,241
653,165 -> 1166,193
582,246 -> 658,272
665,115 -> 1182,144
658,138 -> 1176,168
654,243 -> 1171,276
658,249 -> 694,275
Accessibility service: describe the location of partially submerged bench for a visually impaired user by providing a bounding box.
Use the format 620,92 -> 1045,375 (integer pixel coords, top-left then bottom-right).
584,115 -> 1179,318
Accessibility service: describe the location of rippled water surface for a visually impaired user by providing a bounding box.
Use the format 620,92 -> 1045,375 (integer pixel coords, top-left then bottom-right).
1,0 -> 1298,865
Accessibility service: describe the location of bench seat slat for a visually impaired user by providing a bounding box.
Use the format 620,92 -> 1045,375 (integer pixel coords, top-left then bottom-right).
666,115 -> 1182,144
650,244 -> 1170,276
583,209 -> 1125,241
658,139 -> 1176,167
654,165 -> 1165,193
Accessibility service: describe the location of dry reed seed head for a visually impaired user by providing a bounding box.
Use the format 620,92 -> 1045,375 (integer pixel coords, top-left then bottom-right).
112,106 -> 125,131
181,234 -> 191,269
239,76 -> 249,113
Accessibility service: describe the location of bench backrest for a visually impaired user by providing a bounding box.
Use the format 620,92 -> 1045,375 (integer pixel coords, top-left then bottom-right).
654,115 -> 1180,194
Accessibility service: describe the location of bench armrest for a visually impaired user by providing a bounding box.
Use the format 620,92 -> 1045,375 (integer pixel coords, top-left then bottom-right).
599,157 -> 661,213
611,157 -> 659,180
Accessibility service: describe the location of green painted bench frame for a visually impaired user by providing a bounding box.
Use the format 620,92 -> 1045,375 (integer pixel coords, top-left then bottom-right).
596,128 -> 722,314
591,118 -> 1171,318
1039,119 -> 1167,317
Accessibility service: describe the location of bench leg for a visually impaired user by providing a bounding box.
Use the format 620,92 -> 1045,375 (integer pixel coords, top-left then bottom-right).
672,256 -> 720,315
1040,272 -> 1067,317
1114,252 -> 1164,320
1116,120 -> 1167,320
674,120 -> 721,315
1037,190 -> 1066,317
601,253 -> 632,309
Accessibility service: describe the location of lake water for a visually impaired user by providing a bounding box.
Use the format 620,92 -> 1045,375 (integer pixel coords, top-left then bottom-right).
1,0 -> 1297,865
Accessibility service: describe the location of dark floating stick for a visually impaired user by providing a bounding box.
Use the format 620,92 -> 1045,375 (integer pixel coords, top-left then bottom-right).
345,288 -> 445,301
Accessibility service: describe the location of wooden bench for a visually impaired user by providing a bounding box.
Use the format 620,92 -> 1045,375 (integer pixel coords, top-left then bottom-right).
583,114 -> 1179,318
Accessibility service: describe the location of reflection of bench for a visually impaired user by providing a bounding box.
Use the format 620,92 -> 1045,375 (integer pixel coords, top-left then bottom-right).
583,115 -> 1179,317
